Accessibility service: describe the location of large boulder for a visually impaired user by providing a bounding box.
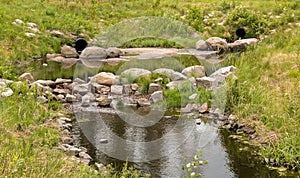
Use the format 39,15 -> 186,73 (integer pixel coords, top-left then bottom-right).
91,72 -> 117,86
120,68 -> 151,79
152,68 -> 186,81
61,45 -> 79,58
181,65 -> 206,78
80,46 -> 107,67
206,37 -> 228,53
228,38 -> 259,52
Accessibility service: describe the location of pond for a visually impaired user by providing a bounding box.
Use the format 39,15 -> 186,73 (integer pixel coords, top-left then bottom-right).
22,52 -> 299,177
73,108 -> 294,178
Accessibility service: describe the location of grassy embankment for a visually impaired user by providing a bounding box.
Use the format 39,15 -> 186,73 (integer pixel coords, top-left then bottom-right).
0,0 -> 300,176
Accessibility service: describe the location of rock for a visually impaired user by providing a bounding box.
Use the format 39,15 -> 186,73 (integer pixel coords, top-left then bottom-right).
73,84 -> 89,95
209,66 -> 237,81
131,83 -> 139,91
111,85 -> 123,95
66,146 -> 82,156
53,88 -> 69,95
35,80 -> 56,87
123,84 -> 132,95
49,30 -> 64,37
137,98 -> 151,107
55,94 -> 65,101
189,93 -> 198,100
81,94 -> 90,107
148,83 -> 163,94
0,88 -> 13,98
106,47 -> 122,58
153,68 -> 186,81
66,94 -> 76,102
37,96 -> 48,103
195,119 -> 202,125
55,78 -> 72,84
195,39 -> 213,51
228,38 -> 259,52
199,103 -> 209,114
121,68 -> 151,79
95,163 -> 105,171
181,103 -> 200,113
99,139 -> 108,144
206,37 -> 228,53
80,46 -> 107,59
242,127 -> 256,134
79,151 -> 92,160
96,95 -> 112,106
196,76 -> 216,88
150,91 -> 163,103
27,22 -> 37,28
46,53 -> 61,60
19,73 -> 34,83
166,81 -> 184,90
14,19 -> 24,25
25,33 -> 35,37
61,136 -> 73,145
154,77 -> 163,83
91,72 -> 117,86
181,65 -> 206,78
61,45 -> 79,58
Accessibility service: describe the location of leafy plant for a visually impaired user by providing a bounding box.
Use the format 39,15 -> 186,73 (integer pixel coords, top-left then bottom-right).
182,150 -> 208,177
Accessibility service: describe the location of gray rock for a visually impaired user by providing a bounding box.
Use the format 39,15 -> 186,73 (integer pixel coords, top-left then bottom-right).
99,139 -> 108,144
153,68 -> 186,81
209,66 -> 237,83
81,93 -> 92,107
195,39 -> 213,51
148,83 -> 163,94
61,45 -> 79,58
91,72 -> 117,86
106,47 -> 122,58
195,119 -> 202,125
61,136 -> 73,145
166,81 -> 184,90
55,94 -> 65,101
182,65 -> 206,78
73,78 -> 86,84
123,84 -> 132,95
228,38 -> 259,52
181,103 -> 200,113
80,46 -> 107,59
121,68 -> 151,79
55,78 -> 72,84
19,72 -> 34,83
206,37 -> 228,53
0,88 -> 13,97
150,91 -> 163,103
73,84 -> 89,95
111,85 -> 123,95
196,76 -> 216,88
35,80 -> 56,87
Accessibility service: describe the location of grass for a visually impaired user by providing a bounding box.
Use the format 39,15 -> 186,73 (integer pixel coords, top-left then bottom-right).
225,28 -> 300,171
1,0 -> 300,176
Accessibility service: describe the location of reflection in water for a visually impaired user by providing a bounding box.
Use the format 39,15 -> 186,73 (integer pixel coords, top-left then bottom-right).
76,109 -> 299,178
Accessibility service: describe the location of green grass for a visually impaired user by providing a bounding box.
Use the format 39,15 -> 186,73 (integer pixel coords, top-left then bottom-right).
1,0 -> 300,175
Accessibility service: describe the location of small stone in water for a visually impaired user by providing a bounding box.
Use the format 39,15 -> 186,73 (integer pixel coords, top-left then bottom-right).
99,139 -> 108,144
195,119 -> 202,125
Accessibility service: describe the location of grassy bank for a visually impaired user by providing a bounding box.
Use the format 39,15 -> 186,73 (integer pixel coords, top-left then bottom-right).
1,0 -> 300,176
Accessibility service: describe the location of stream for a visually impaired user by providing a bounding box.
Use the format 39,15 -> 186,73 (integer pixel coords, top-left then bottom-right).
22,53 -> 299,178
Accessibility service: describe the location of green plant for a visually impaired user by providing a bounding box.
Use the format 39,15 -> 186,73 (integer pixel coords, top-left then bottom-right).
182,150 -> 208,177
225,6 -> 269,40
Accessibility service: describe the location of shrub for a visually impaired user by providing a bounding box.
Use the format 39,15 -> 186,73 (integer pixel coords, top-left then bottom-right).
225,6 -> 269,40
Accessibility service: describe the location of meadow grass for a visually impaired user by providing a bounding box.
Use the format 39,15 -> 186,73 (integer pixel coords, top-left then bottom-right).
1,0 -> 300,175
